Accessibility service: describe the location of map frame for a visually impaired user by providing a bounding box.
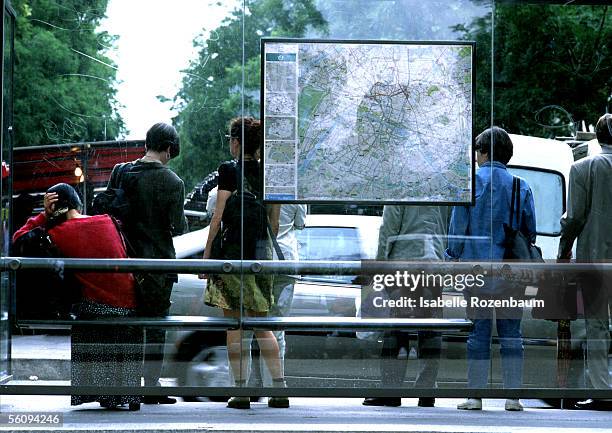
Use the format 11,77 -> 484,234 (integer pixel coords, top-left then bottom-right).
260,37 -> 476,206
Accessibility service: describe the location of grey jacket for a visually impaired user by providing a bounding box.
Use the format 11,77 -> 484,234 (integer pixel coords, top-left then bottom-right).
558,145 -> 612,261
376,205 -> 450,261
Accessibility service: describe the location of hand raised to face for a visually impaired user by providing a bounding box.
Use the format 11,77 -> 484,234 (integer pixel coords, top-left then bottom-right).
44,192 -> 59,216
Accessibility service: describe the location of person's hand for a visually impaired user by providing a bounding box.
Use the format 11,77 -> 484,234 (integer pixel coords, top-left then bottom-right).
198,252 -> 209,280
557,252 -> 572,263
43,192 -> 58,216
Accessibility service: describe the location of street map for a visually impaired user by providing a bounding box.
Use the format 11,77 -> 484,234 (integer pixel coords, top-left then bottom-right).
262,41 -> 473,203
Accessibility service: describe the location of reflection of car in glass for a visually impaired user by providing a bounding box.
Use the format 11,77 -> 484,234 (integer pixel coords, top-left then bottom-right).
167,134 -> 610,394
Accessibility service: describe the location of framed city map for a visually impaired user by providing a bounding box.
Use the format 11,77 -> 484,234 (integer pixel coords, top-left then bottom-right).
261,39 -> 475,204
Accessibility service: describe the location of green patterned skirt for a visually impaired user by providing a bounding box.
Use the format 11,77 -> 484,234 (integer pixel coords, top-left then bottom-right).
205,238 -> 274,312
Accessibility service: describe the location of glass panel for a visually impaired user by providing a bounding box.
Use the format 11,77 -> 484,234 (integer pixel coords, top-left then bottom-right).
250,0 -> 492,396
7,0 -> 610,405
0,4 -> 14,383
8,0 -> 245,398
489,0 -> 612,396
508,167 -> 564,236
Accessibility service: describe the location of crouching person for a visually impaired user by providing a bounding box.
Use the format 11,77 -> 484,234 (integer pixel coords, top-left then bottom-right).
13,183 -> 143,410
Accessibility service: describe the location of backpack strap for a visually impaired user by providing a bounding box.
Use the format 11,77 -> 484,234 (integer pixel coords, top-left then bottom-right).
267,221 -> 285,260
508,176 -> 517,228
116,162 -> 134,189
109,215 -> 135,257
514,177 -> 521,227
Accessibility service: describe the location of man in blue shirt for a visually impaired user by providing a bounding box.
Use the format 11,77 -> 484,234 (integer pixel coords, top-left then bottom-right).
446,127 -> 537,411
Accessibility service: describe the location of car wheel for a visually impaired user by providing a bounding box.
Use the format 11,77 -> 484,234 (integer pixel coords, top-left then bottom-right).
180,345 -> 231,402
175,331 -> 230,402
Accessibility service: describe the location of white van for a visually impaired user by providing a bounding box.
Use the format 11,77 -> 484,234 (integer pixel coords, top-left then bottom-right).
507,134 -> 574,259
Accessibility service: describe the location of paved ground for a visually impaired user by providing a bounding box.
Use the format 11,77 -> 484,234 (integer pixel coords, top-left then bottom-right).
1,395 -> 611,433
5,335 -> 611,432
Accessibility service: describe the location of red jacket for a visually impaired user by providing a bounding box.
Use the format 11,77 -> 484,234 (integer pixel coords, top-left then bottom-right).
13,213 -> 136,309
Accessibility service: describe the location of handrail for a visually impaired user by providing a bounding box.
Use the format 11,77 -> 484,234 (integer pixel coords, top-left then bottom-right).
18,316 -> 239,329
17,316 -> 472,331
242,317 -> 472,332
2,257 -> 610,280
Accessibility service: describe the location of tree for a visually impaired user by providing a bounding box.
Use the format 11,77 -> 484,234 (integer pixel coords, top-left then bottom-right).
171,0 -> 326,190
13,0 -> 124,146
456,3 -> 611,136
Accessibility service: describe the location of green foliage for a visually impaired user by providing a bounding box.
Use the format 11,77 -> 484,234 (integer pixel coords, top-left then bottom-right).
173,1 -> 611,190
457,4 -> 611,137
13,0 -> 124,146
171,0 -> 327,190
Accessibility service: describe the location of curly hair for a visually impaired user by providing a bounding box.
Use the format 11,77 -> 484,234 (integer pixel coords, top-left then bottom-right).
229,117 -> 262,158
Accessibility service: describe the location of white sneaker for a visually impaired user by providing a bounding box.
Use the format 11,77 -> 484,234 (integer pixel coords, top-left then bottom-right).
457,398 -> 482,410
505,399 -> 523,411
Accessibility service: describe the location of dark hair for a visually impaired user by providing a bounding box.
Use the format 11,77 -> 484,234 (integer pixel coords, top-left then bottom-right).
229,117 -> 262,158
46,183 -> 82,227
145,122 -> 180,158
596,113 -> 612,146
474,126 -> 513,165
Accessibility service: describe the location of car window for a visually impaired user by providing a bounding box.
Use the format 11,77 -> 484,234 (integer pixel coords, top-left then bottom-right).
297,227 -> 362,261
508,167 -> 564,236
297,226 -> 361,284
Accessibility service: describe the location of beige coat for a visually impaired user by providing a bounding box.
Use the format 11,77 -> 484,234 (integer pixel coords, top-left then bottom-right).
558,145 -> 612,261
376,205 -> 450,261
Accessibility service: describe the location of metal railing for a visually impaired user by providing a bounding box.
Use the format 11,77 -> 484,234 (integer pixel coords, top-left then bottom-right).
2,257 -> 611,399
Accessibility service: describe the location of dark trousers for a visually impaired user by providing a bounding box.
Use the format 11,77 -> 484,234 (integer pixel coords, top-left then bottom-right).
578,272 -> 611,390
137,274 -> 174,386
143,321 -> 168,386
380,330 -> 442,388
379,285 -> 442,388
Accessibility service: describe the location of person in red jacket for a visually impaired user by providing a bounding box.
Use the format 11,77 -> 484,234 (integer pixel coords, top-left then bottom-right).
13,183 -> 142,411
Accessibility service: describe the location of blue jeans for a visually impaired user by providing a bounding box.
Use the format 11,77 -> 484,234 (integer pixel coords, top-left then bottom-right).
467,316 -> 523,389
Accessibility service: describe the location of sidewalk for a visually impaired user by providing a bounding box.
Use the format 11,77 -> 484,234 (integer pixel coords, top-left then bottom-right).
10,335 -> 70,380
1,395 -> 611,433
5,335 -> 611,432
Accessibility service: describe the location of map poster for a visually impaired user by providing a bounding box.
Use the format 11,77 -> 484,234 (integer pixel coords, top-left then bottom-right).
261,38 -> 475,204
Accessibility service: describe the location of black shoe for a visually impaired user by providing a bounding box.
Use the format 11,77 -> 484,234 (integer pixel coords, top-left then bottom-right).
418,397 -> 435,407
99,401 -> 118,410
573,399 -> 612,411
128,403 -> 141,411
362,397 -> 401,407
143,396 -> 177,405
268,396 -> 290,408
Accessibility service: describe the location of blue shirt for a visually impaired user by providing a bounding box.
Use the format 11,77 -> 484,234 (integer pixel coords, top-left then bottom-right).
446,161 -> 537,261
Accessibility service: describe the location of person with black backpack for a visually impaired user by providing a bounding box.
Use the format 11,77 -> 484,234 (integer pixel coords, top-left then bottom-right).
199,117 -> 287,410
100,122 -> 186,404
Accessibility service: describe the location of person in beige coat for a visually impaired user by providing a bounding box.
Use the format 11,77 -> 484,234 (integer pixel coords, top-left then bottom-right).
363,205 -> 449,408
558,113 -> 612,410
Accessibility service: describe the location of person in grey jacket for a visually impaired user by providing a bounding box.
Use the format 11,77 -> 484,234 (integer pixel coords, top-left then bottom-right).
558,113 -> 612,410
363,205 -> 449,408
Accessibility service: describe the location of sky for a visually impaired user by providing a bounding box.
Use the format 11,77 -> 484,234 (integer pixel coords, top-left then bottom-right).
100,0 -> 239,139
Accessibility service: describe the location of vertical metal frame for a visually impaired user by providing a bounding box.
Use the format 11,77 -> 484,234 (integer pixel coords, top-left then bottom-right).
0,0 -> 15,384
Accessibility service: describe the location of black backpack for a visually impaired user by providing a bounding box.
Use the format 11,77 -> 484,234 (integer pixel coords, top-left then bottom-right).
91,162 -> 133,224
220,161 -> 269,260
12,227 -> 80,319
